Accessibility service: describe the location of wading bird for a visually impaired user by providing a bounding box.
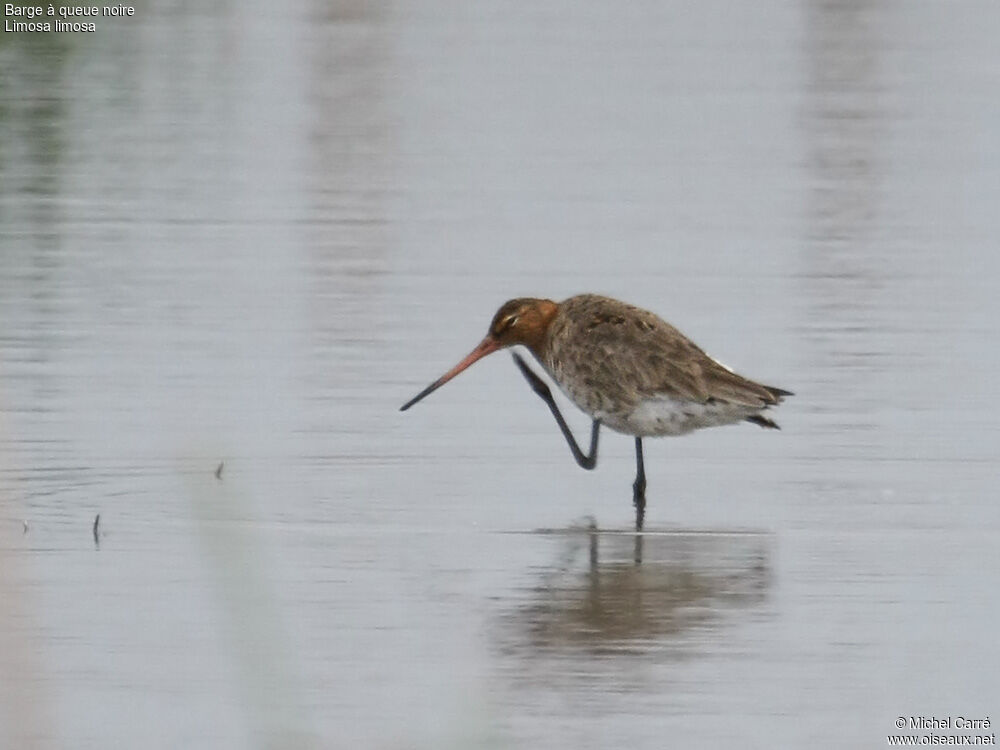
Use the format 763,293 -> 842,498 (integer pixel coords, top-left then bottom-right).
400,294 -> 791,530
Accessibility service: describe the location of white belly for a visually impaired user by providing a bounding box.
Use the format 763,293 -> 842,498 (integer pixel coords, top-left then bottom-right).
599,395 -> 757,437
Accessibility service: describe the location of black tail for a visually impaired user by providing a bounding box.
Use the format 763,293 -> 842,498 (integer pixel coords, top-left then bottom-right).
746,414 -> 780,430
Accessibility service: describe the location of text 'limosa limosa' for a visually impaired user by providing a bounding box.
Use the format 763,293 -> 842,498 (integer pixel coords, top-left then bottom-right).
400,294 -> 792,530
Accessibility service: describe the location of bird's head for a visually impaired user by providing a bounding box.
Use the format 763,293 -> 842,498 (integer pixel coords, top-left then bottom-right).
400,297 -> 557,411
486,297 -> 558,349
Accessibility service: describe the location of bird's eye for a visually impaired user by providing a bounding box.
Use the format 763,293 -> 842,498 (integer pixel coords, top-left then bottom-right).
495,314 -> 518,335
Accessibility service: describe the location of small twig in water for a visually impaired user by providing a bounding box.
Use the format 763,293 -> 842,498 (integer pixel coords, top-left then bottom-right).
214,461 -> 224,480
93,513 -> 100,548
22,520 -> 29,535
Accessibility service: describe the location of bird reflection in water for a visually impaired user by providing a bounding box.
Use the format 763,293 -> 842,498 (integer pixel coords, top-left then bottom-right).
500,522 -> 771,656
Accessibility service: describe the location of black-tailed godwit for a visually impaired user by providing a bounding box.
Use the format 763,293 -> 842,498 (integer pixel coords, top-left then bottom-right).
401,294 -> 791,530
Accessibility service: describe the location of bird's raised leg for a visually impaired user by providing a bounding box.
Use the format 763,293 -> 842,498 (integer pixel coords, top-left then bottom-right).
633,437 -> 646,531
512,352 -> 599,470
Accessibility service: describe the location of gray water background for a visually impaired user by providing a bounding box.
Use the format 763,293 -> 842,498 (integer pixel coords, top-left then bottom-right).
1,1 -> 998,748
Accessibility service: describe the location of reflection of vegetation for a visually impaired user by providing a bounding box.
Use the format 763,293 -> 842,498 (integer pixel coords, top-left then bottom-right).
501,530 -> 770,655
1,5 -> 138,238
0,17 -> 71,208
0,8 -> 75,56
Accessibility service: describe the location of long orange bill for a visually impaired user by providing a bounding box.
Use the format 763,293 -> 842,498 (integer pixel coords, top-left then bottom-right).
400,335 -> 502,411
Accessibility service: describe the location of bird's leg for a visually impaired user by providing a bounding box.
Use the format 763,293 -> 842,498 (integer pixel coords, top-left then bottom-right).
512,352 -> 599,470
633,437 -> 646,531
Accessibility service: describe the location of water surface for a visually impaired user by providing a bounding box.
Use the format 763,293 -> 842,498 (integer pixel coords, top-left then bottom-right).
2,1 -> 999,748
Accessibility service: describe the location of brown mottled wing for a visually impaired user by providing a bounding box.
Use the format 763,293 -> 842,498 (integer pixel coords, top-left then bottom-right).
698,360 -> 789,407
557,295 -> 787,408
552,295 -> 704,406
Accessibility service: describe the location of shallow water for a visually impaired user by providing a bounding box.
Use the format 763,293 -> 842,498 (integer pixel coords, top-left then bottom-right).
2,1 -> 999,748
